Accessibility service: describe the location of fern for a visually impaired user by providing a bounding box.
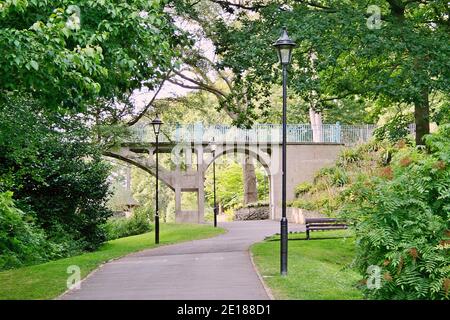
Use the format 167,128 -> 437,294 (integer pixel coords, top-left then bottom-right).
339,126 -> 450,300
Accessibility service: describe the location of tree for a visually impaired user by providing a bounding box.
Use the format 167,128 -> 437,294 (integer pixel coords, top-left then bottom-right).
0,1 -> 190,232
205,158 -> 268,211
0,0 -> 183,112
0,191 -> 53,270
208,0 -> 450,144
167,1 -> 275,204
0,99 -> 112,251
131,164 -> 174,223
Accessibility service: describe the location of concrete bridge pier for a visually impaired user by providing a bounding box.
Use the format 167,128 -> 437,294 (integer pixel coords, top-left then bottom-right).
171,148 -> 206,224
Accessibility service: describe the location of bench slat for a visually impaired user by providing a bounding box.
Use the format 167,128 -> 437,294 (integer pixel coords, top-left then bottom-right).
308,226 -> 347,230
307,223 -> 347,228
305,218 -> 341,223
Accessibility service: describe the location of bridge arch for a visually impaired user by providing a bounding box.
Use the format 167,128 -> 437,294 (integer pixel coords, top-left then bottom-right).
203,144 -> 272,175
202,144 -> 277,220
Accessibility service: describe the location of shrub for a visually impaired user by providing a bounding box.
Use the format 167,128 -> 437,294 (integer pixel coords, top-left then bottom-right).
314,167 -> 334,182
338,148 -> 362,167
340,125 -> 450,300
234,200 -> 269,211
330,168 -> 350,187
432,103 -> 450,125
373,114 -> 413,143
314,167 -> 349,187
246,201 -> 269,208
0,102 -> 113,252
0,192 -> 55,270
204,211 -> 214,222
290,199 -> 316,211
294,182 -> 313,197
104,211 -> 152,241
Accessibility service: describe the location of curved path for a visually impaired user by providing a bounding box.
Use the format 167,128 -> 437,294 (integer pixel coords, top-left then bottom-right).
61,220 -> 304,300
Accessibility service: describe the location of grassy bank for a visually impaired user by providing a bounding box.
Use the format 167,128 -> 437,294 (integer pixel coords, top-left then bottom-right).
251,230 -> 363,300
0,223 -> 225,300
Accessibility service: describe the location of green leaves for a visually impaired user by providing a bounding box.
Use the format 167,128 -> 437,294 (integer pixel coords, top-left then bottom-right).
0,191 -> 51,271
294,125 -> 449,299
0,0 -> 185,112
208,0 -> 449,133
339,128 -> 450,299
28,60 -> 39,71
0,99 -> 113,256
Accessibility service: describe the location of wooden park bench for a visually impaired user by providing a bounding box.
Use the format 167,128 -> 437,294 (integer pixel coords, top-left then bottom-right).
305,218 -> 348,240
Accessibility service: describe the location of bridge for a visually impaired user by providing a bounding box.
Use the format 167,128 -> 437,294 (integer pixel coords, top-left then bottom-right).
126,123 -> 376,145
108,123 -> 378,223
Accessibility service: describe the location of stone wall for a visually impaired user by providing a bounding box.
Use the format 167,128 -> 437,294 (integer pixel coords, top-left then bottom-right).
287,207 -> 326,224
234,206 -> 270,221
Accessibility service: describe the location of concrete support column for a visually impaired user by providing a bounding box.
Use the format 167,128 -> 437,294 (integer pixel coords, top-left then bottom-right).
175,185 -> 182,222
197,188 -> 205,223
196,145 -> 205,223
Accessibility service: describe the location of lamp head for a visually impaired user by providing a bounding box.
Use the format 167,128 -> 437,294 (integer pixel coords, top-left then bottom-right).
273,26 -> 296,65
151,115 -> 163,135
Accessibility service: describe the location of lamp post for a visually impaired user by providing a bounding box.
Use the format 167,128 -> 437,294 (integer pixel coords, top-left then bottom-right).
151,115 -> 163,244
273,26 -> 296,276
211,139 -> 218,228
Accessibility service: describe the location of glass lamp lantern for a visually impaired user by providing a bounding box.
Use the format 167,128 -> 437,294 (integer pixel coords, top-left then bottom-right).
273,27 -> 296,65
151,115 -> 163,135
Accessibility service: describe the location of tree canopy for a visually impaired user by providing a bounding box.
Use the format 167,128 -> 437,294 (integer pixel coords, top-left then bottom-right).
0,0 -> 184,112
204,0 -> 449,142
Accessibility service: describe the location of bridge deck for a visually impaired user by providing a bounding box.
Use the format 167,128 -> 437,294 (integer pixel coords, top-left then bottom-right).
125,123 -> 382,146
124,141 -> 345,153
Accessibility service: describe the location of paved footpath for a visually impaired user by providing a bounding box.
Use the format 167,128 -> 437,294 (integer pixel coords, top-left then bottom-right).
61,220 -> 304,300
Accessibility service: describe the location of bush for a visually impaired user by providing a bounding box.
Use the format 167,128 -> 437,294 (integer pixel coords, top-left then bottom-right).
295,182 -> 313,197
233,200 -> 269,211
330,168 -> 350,187
340,125 -> 450,300
373,114 -> 413,143
104,211 -> 152,241
0,102 -> 112,252
314,167 -> 349,187
337,148 -> 362,167
290,199 -> 316,211
0,192 -> 55,270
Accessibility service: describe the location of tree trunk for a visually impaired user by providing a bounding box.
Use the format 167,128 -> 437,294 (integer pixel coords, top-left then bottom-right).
309,107 -> 323,142
307,51 -> 323,142
243,154 -> 258,205
414,88 -> 430,145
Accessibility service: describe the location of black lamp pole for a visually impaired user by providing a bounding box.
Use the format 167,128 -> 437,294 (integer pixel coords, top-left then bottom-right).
211,140 -> 217,228
151,115 -> 163,244
155,131 -> 159,244
274,27 -> 296,276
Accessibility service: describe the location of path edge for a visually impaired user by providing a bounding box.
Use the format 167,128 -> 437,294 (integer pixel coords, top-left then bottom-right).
249,247 -> 275,300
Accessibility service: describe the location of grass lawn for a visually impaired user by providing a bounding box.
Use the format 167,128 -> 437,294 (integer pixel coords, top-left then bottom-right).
251,230 -> 364,300
0,223 -> 224,300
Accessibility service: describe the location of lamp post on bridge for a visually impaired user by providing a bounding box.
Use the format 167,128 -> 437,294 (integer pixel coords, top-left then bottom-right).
211,138 -> 218,228
151,115 -> 163,244
274,26 -> 296,276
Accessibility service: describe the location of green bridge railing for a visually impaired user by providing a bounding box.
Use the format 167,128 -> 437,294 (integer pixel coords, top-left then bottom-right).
126,123 -> 413,146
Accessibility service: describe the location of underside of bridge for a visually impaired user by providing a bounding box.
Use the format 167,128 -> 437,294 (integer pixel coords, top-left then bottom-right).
106,141 -> 344,223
